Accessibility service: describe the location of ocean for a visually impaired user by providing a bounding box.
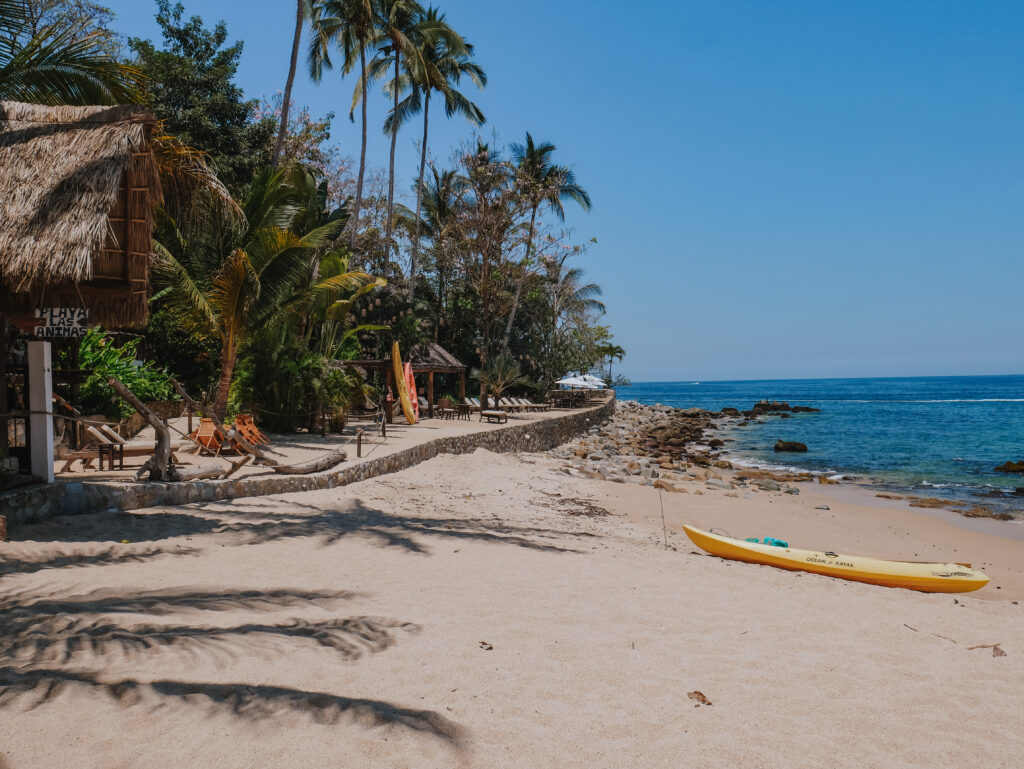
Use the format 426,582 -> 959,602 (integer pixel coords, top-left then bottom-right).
617,376 -> 1024,517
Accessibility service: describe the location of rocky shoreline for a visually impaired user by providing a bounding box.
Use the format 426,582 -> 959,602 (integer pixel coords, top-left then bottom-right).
546,400 -> 1018,521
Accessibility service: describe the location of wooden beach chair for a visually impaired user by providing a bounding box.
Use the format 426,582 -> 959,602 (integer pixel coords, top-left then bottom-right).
234,414 -> 271,445
63,425 -> 184,471
190,418 -> 222,452
480,409 -> 508,424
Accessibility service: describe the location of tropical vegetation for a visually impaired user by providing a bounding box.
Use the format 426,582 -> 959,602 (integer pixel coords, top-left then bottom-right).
4,0 -> 623,428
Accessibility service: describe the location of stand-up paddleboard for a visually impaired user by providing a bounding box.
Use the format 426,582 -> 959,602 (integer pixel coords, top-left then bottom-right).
683,525 -> 989,593
392,342 -> 417,425
404,361 -> 418,420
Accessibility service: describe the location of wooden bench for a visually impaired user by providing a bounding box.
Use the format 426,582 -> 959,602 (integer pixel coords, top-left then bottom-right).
480,409 -> 508,424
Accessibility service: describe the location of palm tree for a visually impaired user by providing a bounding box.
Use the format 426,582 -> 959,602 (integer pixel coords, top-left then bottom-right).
472,354 -> 525,409
271,0 -> 309,169
373,0 -> 422,277
396,7 -> 484,301
599,342 -> 625,382
153,165 -> 380,417
503,133 -> 591,343
307,0 -> 377,250
0,0 -> 143,104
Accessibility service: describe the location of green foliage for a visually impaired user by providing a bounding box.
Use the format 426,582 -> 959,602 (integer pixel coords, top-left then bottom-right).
0,0 -> 143,104
128,0 -> 275,196
231,326 -> 366,432
78,328 -> 174,419
472,354 -> 525,406
142,307 -> 220,398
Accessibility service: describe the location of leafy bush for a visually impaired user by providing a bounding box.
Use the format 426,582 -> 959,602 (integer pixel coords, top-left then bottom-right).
79,328 -> 175,419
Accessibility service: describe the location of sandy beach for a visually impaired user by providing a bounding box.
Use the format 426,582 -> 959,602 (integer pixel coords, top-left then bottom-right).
2,434 -> 1023,768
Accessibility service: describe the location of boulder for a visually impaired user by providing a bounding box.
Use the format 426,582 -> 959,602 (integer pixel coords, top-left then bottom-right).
784,487 -> 800,495
791,406 -> 821,413
720,407 -> 741,417
755,479 -> 780,492
993,461 -> 1024,475
708,438 -> 724,448
706,479 -> 733,490
774,440 -> 808,452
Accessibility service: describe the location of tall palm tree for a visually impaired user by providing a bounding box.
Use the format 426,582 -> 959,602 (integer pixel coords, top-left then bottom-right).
503,133 -> 591,343
271,0 -> 309,169
307,0 -> 376,250
373,0 -> 422,277
395,7 -> 484,301
0,0 -> 143,104
153,165 -> 380,417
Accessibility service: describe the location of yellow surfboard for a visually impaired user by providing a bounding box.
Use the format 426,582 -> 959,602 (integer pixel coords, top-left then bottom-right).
392,342 -> 417,425
682,525 -> 988,593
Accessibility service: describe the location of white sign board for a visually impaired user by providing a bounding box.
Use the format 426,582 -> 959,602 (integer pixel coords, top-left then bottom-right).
34,307 -> 89,338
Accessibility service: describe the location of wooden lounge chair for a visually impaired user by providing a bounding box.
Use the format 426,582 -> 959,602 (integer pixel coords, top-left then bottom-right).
480,409 -> 508,424
462,397 -> 480,412
190,418 -> 222,451
59,425 -> 184,472
233,414 -> 271,445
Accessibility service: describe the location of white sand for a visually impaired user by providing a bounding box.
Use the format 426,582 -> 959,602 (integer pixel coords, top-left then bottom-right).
2,448 -> 1022,768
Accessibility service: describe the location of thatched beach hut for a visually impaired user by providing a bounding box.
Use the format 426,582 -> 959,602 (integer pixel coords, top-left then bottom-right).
0,101 -> 162,328
0,101 -> 162,479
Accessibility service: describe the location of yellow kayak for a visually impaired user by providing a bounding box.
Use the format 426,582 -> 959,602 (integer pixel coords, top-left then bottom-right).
391,342 -> 417,425
682,525 -> 989,593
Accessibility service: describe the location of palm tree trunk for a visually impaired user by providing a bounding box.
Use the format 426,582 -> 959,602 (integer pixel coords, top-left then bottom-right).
214,346 -> 238,420
270,0 -> 304,169
383,51 -> 400,276
501,204 -> 538,346
349,42 -> 369,251
410,91 -> 430,302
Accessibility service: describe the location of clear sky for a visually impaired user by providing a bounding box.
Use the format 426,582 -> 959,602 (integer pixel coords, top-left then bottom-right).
106,0 -> 1024,382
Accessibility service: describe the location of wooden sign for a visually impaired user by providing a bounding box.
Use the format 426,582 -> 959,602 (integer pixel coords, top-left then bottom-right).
34,307 -> 89,338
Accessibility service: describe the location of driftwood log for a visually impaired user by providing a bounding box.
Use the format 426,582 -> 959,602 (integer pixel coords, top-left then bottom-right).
109,378 -> 178,481
272,447 -> 347,475
170,378 -> 278,466
177,455 -> 251,481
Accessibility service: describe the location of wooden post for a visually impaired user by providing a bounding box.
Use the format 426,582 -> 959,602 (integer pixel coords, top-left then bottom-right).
108,377 -> 175,481
428,371 -> 435,418
459,371 -> 466,401
356,428 -> 364,458
28,341 -> 54,483
187,404 -> 193,436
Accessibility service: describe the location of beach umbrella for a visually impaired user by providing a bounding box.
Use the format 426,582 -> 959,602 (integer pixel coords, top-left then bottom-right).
580,375 -> 607,387
555,376 -> 598,389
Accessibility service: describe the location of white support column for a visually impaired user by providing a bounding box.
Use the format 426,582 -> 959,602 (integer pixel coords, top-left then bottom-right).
28,340 -> 54,483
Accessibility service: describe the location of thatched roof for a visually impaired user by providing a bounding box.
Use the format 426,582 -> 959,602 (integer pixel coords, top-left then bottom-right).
407,342 -> 466,373
0,101 -> 161,326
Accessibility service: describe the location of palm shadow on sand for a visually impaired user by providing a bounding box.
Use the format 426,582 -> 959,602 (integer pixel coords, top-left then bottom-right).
0,668 -> 464,744
10,497 -> 591,555
0,586 -> 461,745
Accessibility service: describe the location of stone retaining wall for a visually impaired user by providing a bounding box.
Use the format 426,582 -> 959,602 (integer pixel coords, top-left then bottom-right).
0,395 -> 615,529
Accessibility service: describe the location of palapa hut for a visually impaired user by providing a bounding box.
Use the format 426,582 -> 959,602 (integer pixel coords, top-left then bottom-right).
0,101 -> 161,327
344,342 -> 468,420
0,101 -> 162,477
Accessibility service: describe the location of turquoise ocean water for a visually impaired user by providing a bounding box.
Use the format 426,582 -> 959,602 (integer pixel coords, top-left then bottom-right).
617,376 -> 1024,518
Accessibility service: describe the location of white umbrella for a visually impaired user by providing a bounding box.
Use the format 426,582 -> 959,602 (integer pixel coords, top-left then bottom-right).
580,374 -> 607,387
555,376 -> 598,389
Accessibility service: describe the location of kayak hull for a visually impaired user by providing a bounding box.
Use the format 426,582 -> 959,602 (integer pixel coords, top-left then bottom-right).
392,342 -> 417,425
682,525 -> 989,593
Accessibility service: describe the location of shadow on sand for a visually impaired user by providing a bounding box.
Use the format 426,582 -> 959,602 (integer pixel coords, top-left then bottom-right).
10,497 -> 590,555
0,586 -> 459,746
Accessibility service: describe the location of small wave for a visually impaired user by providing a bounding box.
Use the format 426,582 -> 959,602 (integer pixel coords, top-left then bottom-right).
830,398 -> 1024,404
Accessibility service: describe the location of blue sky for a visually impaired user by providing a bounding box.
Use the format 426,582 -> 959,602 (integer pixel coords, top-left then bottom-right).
107,0 -> 1024,381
